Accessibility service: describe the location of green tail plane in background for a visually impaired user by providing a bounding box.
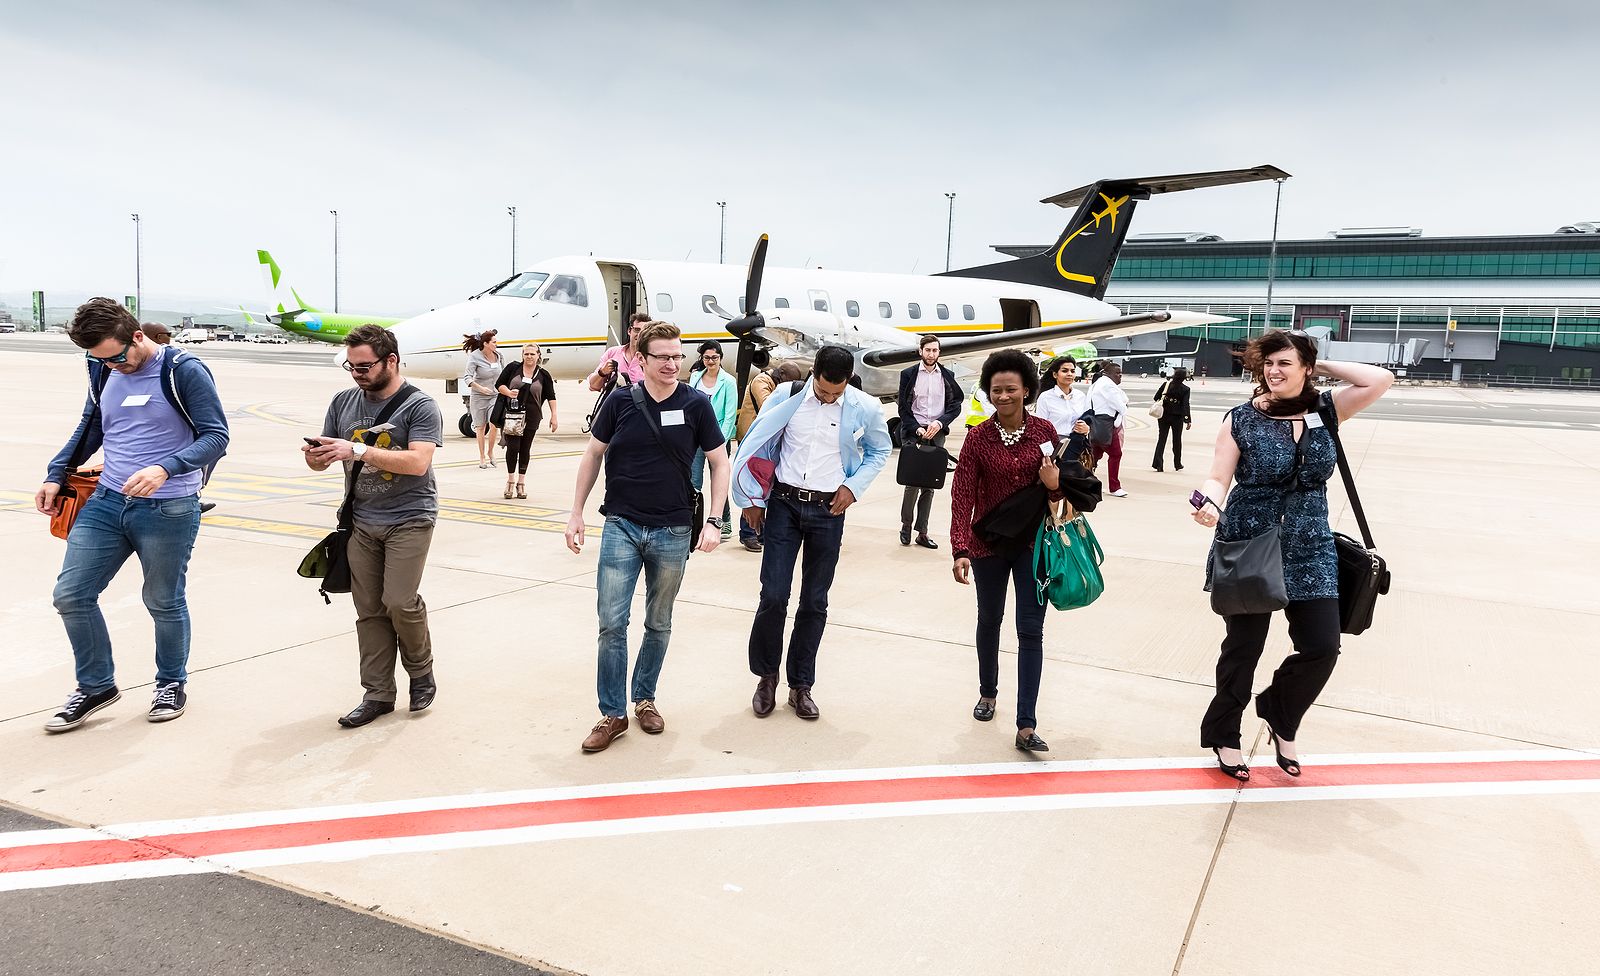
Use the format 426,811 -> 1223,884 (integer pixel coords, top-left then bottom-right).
239,249 -> 403,343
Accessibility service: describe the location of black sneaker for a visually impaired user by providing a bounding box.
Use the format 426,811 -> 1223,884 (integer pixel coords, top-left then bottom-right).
44,686 -> 121,733
148,681 -> 187,723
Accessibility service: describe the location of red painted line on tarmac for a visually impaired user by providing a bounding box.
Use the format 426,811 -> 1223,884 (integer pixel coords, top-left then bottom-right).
5,758 -> 1598,876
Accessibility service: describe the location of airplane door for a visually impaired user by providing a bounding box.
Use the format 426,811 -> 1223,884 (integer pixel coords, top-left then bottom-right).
618,281 -> 637,344
999,298 -> 1041,332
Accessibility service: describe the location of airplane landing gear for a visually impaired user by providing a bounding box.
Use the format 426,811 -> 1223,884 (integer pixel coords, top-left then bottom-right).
458,413 -> 476,438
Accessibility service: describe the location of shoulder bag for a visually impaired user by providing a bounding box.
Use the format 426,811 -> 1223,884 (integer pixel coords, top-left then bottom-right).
629,384 -> 706,541
1034,504 -> 1105,611
1149,381 -> 1170,419
298,383 -> 420,603
1208,413 -> 1306,617
1317,395 -> 1391,635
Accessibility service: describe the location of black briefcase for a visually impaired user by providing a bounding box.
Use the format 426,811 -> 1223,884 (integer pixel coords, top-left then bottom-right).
896,441 -> 950,490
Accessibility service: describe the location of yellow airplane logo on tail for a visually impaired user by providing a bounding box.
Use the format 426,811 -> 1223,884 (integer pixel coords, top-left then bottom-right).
1054,192 -> 1130,285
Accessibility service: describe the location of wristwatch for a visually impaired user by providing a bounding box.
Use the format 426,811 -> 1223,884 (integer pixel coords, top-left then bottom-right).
352,442 -> 368,458
705,517 -> 723,530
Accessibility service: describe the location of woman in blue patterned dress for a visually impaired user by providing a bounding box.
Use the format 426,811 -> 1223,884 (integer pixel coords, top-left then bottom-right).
1190,331 -> 1393,781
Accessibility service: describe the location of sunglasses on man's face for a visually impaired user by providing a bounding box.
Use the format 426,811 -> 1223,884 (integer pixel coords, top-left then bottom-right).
85,341 -> 133,365
343,357 -> 388,373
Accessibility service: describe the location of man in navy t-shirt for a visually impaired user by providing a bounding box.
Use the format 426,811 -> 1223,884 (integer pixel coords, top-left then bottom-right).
566,321 -> 729,753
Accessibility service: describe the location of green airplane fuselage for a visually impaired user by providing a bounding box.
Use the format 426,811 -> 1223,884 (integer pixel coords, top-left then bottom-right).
275,310 -> 404,343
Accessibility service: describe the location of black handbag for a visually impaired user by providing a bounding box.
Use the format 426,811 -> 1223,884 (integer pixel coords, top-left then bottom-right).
298,384 -> 419,603
1089,413 -> 1115,446
1208,414 -> 1306,617
896,440 -> 949,489
1318,398 -> 1391,635
629,384 -> 705,545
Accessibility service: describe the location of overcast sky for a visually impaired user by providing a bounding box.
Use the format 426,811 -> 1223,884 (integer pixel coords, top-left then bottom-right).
2,0 -> 1596,316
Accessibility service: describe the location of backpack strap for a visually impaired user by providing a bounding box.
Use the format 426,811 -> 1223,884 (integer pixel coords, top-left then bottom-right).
628,383 -> 699,517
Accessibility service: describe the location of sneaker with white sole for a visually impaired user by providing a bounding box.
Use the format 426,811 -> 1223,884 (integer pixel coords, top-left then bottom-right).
44,686 -> 121,733
1109,488 -> 1129,497
147,681 -> 187,722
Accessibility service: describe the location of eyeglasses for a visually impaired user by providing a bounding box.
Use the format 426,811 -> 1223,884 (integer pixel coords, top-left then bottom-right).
85,341 -> 133,365
646,353 -> 686,363
702,353 -> 722,360
343,358 -> 387,373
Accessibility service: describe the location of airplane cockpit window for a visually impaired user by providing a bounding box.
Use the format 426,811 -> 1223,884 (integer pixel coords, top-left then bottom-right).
908,303 -> 922,319
656,293 -> 674,313
962,304 -> 976,321
936,304 -> 950,320
491,272 -> 550,299
878,302 -> 892,319
542,275 -> 589,307
845,300 -> 860,317
774,297 -> 790,308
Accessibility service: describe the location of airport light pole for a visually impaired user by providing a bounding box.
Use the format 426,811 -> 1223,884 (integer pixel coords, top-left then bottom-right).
507,206 -> 518,275
717,201 -> 727,264
944,193 -> 956,273
130,213 -> 141,316
329,210 -> 340,313
1264,178 -> 1285,334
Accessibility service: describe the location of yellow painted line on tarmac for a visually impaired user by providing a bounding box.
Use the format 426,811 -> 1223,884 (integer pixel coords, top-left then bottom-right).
201,513 -> 330,540
436,497 -> 562,518
240,402 -> 302,427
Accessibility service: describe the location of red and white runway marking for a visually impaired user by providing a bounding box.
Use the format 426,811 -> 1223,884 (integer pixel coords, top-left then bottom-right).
3,749 -> 1595,891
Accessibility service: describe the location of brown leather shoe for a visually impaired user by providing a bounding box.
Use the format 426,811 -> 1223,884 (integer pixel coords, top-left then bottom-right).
752,674 -> 778,718
581,716 -> 628,753
787,686 -> 819,720
634,700 -> 665,734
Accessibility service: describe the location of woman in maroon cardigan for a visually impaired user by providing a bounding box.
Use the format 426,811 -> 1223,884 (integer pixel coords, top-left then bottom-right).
950,350 -> 1063,752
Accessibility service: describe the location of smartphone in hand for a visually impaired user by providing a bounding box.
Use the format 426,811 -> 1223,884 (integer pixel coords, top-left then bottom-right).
1189,490 -> 1222,514
304,437 -> 323,447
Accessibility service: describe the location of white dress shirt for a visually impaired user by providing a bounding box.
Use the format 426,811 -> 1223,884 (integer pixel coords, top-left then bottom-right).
1034,385 -> 1092,437
775,389 -> 846,491
1090,375 -> 1130,428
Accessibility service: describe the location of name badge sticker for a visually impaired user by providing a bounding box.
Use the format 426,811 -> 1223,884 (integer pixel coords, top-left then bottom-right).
1040,442 -> 1054,457
121,394 -> 152,407
660,409 -> 686,427
1304,413 -> 1324,429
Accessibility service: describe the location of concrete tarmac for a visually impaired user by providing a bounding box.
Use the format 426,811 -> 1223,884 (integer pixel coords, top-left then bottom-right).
1,346 -> 1597,976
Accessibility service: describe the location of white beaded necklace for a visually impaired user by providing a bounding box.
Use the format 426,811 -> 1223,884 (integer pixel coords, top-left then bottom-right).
996,416 -> 1027,447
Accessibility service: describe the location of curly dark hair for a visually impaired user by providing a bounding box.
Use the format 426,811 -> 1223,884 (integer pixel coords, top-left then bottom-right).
980,349 -> 1040,405
66,297 -> 140,349
1245,330 -> 1320,416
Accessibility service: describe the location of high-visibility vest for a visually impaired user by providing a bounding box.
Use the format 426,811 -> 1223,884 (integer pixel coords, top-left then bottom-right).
964,392 -> 993,428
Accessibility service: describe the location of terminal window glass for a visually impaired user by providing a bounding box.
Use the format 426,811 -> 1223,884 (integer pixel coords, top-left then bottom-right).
655,293 -> 674,313
1561,366 -> 1593,381
491,272 -> 549,299
774,298 -> 790,308
936,304 -> 949,320
962,304 -> 975,321
878,302 -> 893,318
908,303 -> 921,319
541,275 -> 588,307
846,300 -> 860,317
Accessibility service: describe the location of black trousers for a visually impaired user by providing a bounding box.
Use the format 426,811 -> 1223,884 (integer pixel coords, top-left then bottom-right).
1152,419 -> 1184,470
1200,598 -> 1341,749
503,432 -> 534,474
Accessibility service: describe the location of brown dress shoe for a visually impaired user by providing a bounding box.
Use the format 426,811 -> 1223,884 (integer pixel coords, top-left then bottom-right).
634,700 -> 665,734
581,716 -> 628,753
752,674 -> 779,718
787,686 -> 819,720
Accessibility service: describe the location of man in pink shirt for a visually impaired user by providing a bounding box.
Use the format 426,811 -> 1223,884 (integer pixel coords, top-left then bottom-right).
895,334 -> 962,549
586,312 -> 649,392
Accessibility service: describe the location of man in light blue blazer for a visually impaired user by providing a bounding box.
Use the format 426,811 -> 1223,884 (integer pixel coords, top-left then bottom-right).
731,345 -> 892,720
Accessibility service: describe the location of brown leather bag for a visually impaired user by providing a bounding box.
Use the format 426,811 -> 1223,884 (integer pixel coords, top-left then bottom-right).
50,465 -> 103,540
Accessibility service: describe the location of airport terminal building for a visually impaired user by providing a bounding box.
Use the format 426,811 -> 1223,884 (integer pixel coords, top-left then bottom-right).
996,227 -> 1600,382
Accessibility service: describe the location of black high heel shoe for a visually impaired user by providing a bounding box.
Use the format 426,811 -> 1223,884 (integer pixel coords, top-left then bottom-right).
1267,728 -> 1301,777
1212,748 -> 1250,782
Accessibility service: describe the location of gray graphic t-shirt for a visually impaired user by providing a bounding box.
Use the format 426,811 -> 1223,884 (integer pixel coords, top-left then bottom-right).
322,385 -> 444,526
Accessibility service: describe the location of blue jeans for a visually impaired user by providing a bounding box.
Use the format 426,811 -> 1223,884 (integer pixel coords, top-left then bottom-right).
690,444 -> 732,530
973,546 -> 1046,731
595,515 -> 691,717
748,494 -> 845,688
52,487 -> 202,694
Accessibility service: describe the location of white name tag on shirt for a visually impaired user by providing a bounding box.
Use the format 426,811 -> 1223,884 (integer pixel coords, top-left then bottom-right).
659,409 -> 686,427
1304,413 -> 1324,429
121,394 -> 151,407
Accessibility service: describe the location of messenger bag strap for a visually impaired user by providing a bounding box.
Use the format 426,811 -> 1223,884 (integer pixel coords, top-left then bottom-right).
629,383 -> 698,510
336,383 -> 419,530
1317,393 -> 1376,550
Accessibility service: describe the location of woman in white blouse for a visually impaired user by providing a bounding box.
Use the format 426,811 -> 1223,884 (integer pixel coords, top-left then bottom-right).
1033,356 -> 1093,440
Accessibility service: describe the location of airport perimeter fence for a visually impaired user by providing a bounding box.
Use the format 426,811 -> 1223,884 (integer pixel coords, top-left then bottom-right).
1396,372 -> 1599,390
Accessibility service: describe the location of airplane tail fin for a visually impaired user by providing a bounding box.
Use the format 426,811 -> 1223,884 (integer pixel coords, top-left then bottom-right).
257,249 -> 317,315
941,165 -> 1289,300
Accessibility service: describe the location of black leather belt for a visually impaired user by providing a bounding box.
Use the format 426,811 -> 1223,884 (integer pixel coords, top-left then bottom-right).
772,481 -> 837,506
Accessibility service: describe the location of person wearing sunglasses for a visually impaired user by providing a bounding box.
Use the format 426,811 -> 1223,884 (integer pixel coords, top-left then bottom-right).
304,324 -> 445,729
36,298 -> 230,733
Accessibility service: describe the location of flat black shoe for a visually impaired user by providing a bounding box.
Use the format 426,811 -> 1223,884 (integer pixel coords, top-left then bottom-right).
972,698 -> 995,722
1212,747 -> 1250,782
899,527 -> 912,546
199,501 -> 217,514
1268,728 -> 1301,777
409,672 -> 436,712
337,699 -> 395,728
915,536 -> 939,550
1015,730 -> 1049,752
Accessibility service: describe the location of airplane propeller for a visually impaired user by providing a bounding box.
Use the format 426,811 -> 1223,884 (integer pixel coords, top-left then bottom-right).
710,234 -> 771,413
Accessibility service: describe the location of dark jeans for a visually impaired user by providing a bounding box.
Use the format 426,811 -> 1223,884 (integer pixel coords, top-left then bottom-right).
972,546 -> 1046,731
1200,598 -> 1341,749
899,427 -> 948,535
748,494 -> 845,688
1152,419 -> 1183,470
503,432 -> 535,474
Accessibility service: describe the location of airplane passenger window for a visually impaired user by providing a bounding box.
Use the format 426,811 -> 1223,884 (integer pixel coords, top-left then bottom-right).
813,298 -> 828,312
542,275 -> 589,307
878,302 -> 892,318
936,304 -> 950,320
846,300 -> 860,317
656,293 -> 674,313
962,304 -> 975,321
774,298 -> 790,308
908,303 -> 921,319
491,272 -> 550,299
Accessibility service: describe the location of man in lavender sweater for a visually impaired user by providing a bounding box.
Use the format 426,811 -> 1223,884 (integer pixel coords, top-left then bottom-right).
35,298 -> 229,733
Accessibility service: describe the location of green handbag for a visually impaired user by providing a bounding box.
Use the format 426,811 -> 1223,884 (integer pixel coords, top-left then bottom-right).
1034,509 -> 1106,611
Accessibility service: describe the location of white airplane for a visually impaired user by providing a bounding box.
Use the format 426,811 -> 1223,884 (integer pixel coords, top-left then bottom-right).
384,166 -> 1287,435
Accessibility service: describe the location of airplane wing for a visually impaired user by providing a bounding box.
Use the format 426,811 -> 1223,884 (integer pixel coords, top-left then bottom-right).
860,310 -> 1233,368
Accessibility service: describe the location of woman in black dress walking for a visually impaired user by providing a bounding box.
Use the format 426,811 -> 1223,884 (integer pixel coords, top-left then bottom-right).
1189,331 -> 1392,781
